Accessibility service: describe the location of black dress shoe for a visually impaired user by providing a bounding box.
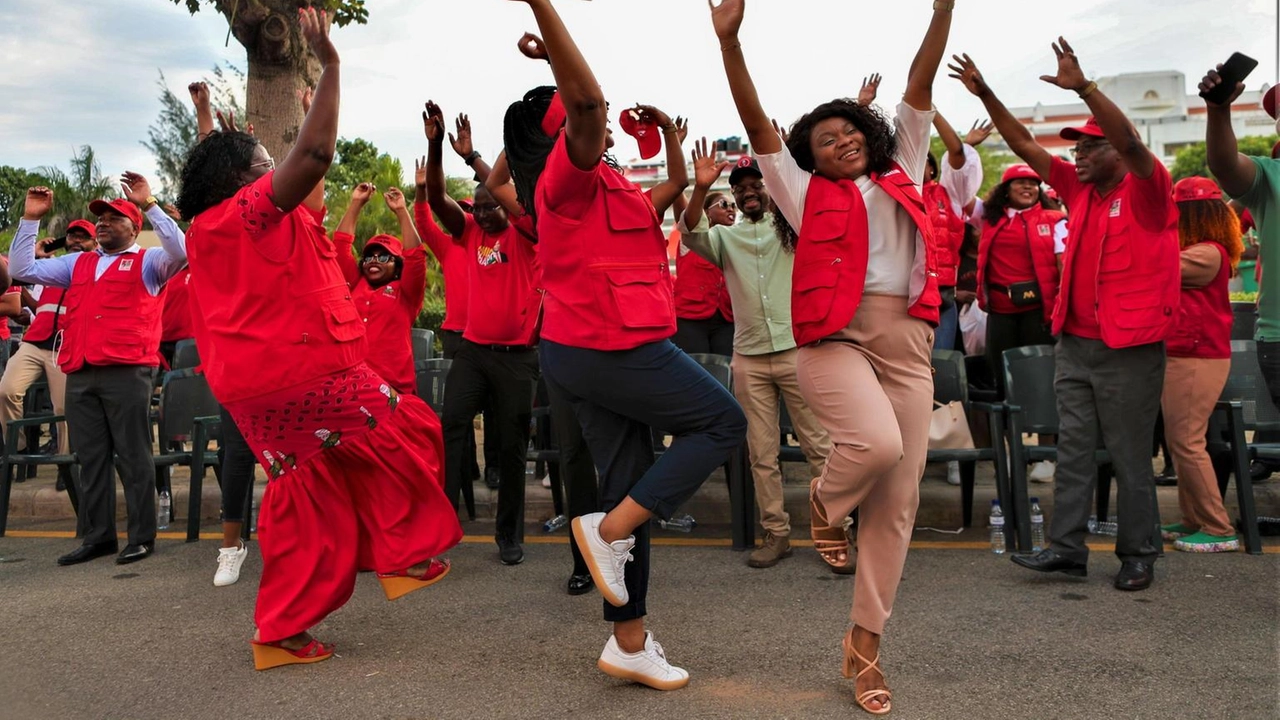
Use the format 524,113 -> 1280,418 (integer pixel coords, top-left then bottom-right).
566,573 -> 594,596
1010,549 -> 1087,577
57,541 -> 119,566
497,537 -> 524,566
115,542 -> 155,565
1114,561 -> 1154,591
484,467 -> 501,490
1154,469 -> 1177,487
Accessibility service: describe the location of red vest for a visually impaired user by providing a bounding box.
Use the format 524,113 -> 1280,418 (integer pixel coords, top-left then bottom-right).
58,250 -> 165,373
790,163 -> 941,347
24,285 -> 69,345
187,204 -> 366,404
922,182 -> 965,287
536,158 -> 676,351
977,207 -> 1064,324
1167,242 -> 1232,359
161,267 -> 195,343
674,250 -> 733,321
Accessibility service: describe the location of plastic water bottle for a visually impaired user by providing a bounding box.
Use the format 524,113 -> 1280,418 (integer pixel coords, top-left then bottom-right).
157,490 -> 171,530
658,514 -> 697,533
543,514 -> 568,533
1087,514 -> 1098,534
1098,516 -> 1118,536
1030,497 -> 1045,552
989,500 -> 1005,554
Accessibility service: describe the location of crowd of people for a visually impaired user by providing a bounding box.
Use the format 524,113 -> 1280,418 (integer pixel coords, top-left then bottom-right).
5,0 -> 1278,711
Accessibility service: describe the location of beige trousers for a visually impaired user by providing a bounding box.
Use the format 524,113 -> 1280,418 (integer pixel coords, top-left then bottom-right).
731,348 -> 831,536
1161,357 -> 1233,537
796,295 -> 934,635
0,343 -> 69,454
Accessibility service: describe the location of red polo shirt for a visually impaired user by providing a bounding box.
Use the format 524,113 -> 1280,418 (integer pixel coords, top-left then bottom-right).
415,201 -> 469,333
457,215 -> 536,346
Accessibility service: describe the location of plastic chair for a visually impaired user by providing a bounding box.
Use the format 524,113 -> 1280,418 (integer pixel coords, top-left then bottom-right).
1230,303 -> 1258,342
411,328 -> 436,363
151,368 -> 223,540
1207,340 -> 1277,555
172,339 -> 201,370
683,353 -> 753,550
0,407 -> 79,537
928,350 -> 1011,534
416,359 -> 474,520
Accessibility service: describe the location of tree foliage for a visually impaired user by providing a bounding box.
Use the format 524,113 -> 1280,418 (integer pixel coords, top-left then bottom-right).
0,166 -> 40,231
1171,135 -> 1280,185
142,65 -> 246,197
0,147 -> 116,253
171,0 -> 368,28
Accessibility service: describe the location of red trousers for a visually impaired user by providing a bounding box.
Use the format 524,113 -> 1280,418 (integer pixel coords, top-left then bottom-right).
252,394 -> 462,642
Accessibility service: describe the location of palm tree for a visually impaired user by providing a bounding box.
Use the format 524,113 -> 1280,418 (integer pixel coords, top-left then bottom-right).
34,145 -> 118,236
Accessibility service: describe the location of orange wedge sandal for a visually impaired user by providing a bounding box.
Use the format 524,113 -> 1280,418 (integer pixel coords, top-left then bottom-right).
377,557 -> 450,601
810,479 -> 856,574
842,632 -> 892,715
251,638 -> 335,671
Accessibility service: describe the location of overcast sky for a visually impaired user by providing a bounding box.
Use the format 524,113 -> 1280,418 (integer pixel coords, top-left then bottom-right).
1,0 -> 1276,190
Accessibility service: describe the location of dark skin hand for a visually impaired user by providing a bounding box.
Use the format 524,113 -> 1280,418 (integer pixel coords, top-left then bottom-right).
269,7 -> 340,213
1199,66 -> 1255,197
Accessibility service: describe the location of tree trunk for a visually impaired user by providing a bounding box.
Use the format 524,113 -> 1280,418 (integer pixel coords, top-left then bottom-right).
215,0 -> 325,161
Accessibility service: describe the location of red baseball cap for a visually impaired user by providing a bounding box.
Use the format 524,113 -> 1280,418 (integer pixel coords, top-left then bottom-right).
88,198 -> 142,229
66,219 -> 96,237
619,108 -> 662,160
1001,164 -> 1041,184
1173,176 -> 1223,203
1059,116 -> 1106,141
364,235 -> 404,259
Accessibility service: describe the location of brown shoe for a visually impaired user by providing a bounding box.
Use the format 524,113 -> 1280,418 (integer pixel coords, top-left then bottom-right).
747,532 -> 793,568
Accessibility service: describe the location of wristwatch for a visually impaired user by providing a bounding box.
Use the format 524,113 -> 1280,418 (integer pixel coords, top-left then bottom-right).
143,196 -> 158,210
464,151 -> 481,167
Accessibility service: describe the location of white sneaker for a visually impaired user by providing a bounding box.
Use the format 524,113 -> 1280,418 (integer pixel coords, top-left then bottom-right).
571,512 -> 634,607
1029,460 -> 1056,483
597,632 -> 690,690
946,461 -> 961,486
213,542 -> 248,587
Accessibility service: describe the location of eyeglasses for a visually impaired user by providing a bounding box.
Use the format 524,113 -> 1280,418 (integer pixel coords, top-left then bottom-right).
1069,141 -> 1110,158
362,253 -> 393,264
249,157 -> 275,170
710,200 -> 736,211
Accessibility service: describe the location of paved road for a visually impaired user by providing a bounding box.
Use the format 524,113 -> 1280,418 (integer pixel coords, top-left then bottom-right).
0,535 -> 1276,720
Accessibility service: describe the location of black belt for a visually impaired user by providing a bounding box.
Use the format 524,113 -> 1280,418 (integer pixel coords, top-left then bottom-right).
483,343 -> 536,353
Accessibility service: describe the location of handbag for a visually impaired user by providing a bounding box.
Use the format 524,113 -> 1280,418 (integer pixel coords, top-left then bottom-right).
929,400 -> 975,450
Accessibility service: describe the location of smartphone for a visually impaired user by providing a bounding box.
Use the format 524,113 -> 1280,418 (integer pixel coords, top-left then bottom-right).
46,235 -> 68,252
1200,52 -> 1258,104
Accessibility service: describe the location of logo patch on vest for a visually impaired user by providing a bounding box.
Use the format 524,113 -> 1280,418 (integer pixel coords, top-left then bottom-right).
119,259 -> 134,272
1109,199 -> 1123,218
1037,224 -> 1051,237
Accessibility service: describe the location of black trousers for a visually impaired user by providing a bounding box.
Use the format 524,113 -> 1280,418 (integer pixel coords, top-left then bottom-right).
985,308 -> 1053,394
672,312 -> 734,356
442,340 -> 538,541
442,329 -> 499,480
65,365 -> 157,547
217,405 -> 256,523
538,362 -> 598,576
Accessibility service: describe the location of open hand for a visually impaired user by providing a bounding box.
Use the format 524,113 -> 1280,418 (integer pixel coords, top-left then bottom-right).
215,109 -> 253,136
351,182 -> 376,204
857,73 -> 882,106
674,116 -> 689,145
771,118 -> 790,144
1199,65 -> 1246,107
947,54 -> 990,97
965,119 -> 994,146
188,81 -> 210,110
691,137 -> 730,190
119,172 -> 153,206
517,32 -> 548,61
383,187 -> 407,212
422,101 -> 445,143
449,113 -> 474,158
708,0 -> 745,42
299,7 -> 339,68
23,187 -> 53,220
1039,37 -> 1089,92
414,156 -> 427,188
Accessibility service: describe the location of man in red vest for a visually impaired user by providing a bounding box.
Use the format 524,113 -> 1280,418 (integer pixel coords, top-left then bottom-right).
953,41 -> 1179,591
13,175 -> 188,566
0,219 -> 97,482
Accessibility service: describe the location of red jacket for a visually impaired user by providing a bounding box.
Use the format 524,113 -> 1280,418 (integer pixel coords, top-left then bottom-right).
23,286 -> 68,345
58,250 -> 165,373
922,182 -> 965,288
790,163 -> 941,347
977,206 -> 1064,324
674,249 -> 733,321
1167,242 -> 1232,359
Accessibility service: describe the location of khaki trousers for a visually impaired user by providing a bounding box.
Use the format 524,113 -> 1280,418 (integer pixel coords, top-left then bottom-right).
731,348 -> 831,537
0,343 -> 69,454
1161,356 -> 1233,537
796,295 -> 933,635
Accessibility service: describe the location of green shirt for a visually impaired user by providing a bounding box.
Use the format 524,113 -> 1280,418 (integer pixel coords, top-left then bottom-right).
681,212 -> 796,355
1240,156 -> 1280,341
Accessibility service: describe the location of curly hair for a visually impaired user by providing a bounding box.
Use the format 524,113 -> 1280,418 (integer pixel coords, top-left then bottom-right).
981,179 -> 1053,226
175,131 -> 259,221
773,98 -> 898,251
1177,199 -> 1244,270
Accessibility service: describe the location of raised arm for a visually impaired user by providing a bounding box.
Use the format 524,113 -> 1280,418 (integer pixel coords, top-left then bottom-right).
710,0 -> 780,156
1040,37 -> 1154,178
636,105 -> 688,217
271,7 -> 340,213
14,187 -> 75,288
384,187 -> 420,250
449,113 -> 492,184
336,182 -> 374,239
903,1 -> 954,111
423,101 -> 467,237
189,82 -> 215,140
949,53 -> 1053,180
1199,68 -> 1257,198
513,0 -> 607,170
933,110 -> 966,170
680,137 -> 731,233
484,151 -> 525,219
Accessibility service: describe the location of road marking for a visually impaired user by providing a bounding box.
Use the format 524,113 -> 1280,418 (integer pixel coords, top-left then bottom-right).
4,530 -> 1275,553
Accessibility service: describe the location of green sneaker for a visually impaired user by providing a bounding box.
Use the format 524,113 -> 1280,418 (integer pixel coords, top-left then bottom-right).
1160,523 -> 1196,540
1173,531 -> 1240,553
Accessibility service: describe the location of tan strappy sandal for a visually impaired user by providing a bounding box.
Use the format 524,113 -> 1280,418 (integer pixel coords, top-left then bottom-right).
842,631 -> 892,715
810,479 -> 856,574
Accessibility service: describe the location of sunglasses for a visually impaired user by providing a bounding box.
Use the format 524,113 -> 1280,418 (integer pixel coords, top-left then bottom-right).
362,253 -> 393,264
710,200 -> 736,211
